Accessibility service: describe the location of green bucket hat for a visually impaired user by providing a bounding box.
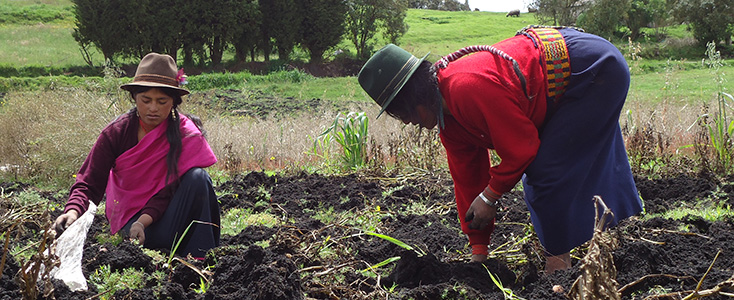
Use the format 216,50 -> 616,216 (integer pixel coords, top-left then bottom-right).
358,44 -> 429,118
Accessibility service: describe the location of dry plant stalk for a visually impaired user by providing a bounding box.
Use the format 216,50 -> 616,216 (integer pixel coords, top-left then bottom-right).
16,215 -> 59,300
569,195 -> 621,300
644,251 -> 734,300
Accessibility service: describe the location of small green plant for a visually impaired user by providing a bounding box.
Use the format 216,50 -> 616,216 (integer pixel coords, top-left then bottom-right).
365,231 -> 425,256
221,208 -> 280,236
89,265 -> 146,300
316,111 -> 370,170
193,277 -> 210,294
11,191 -> 48,206
482,264 -> 526,300
95,232 -> 124,246
167,220 -> 219,265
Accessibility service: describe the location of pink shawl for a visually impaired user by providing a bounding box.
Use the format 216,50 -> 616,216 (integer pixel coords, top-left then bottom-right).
105,115 -> 217,234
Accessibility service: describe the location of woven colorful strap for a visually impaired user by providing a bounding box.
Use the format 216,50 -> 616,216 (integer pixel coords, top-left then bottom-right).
527,27 -> 571,103
434,45 -> 530,101
434,45 -> 514,69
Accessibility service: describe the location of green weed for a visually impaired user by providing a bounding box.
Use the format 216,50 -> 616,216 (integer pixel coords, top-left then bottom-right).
193,277 -> 210,294
94,232 -> 123,247
89,265 -> 146,300
365,231 -> 425,256
221,208 -> 280,236
482,264 -> 526,300
701,42 -> 733,175
167,220 -> 219,265
648,201 -> 733,223
317,111 -> 370,170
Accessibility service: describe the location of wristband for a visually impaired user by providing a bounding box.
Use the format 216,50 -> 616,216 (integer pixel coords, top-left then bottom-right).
478,192 -> 499,207
133,221 -> 145,229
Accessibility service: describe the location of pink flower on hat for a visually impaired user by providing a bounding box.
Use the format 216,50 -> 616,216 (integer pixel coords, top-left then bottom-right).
176,68 -> 188,86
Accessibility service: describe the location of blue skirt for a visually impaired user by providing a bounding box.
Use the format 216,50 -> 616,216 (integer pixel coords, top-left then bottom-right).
522,29 -> 643,255
122,167 -> 221,258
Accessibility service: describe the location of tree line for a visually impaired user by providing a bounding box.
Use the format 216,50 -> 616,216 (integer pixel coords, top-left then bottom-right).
532,0 -> 734,46
73,0 -> 732,68
72,0 -> 413,67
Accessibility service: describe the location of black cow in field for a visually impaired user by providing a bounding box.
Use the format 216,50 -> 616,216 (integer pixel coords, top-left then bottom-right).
506,9 -> 520,17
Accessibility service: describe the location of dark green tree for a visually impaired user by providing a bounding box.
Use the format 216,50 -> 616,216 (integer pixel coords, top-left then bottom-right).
232,0 -> 262,63
578,0 -> 628,39
72,0 -> 142,61
345,0 -> 408,59
208,0 -> 242,66
273,0 -> 301,61
298,0 -> 348,63
625,0 -> 668,40
258,0 -> 301,62
179,1 -> 209,66
138,0 -> 182,60
530,0 -> 587,26
257,0 -> 275,61
383,0 -> 409,44
671,0 -> 734,45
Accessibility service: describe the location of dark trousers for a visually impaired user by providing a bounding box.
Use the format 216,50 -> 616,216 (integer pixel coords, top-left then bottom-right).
122,167 -> 220,258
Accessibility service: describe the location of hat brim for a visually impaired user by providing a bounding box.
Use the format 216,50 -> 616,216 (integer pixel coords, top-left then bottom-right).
376,52 -> 430,118
120,82 -> 190,96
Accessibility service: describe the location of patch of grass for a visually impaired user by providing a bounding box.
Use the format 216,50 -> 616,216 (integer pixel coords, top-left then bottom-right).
95,232 -> 123,246
628,65 -> 734,106
384,10 -> 538,60
0,3 -> 74,24
221,208 -> 281,236
311,205 -> 338,224
646,200 -> 733,222
0,23 -> 107,67
3,0 -> 72,6
88,265 -> 146,300
11,190 -> 52,207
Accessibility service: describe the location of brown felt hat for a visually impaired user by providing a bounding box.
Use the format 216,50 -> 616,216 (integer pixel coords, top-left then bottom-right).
120,52 -> 189,96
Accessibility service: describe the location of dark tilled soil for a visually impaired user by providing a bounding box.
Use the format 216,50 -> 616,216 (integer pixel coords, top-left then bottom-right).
1,171 -> 733,299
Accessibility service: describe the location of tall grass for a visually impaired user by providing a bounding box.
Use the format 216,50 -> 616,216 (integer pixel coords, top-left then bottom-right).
696,42 -> 734,175
0,88 -> 127,187
317,112 -> 370,170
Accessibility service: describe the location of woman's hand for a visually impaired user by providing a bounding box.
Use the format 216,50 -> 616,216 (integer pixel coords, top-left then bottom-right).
54,209 -> 80,235
465,192 -> 498,230
129,214 -> 152,245
129,221 -> 146,244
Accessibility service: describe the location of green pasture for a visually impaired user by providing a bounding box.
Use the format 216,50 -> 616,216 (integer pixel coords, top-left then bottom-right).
0,23 -> 93,66
390,9 -> 536,58
3,0 -> 72,6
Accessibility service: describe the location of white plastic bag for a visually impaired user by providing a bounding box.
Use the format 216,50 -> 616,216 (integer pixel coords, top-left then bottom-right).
49,202 -> 97,291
